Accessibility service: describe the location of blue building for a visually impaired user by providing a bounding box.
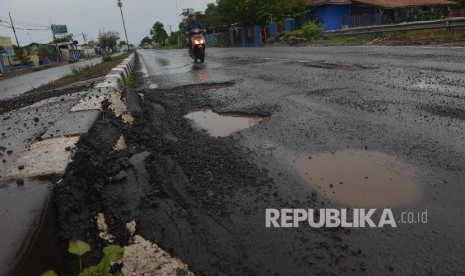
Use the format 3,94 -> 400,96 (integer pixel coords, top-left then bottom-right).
307,0 -> 456,30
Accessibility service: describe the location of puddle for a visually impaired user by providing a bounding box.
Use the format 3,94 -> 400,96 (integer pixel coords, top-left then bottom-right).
291,150 -> 420,207
185,109 -> 263,137
419,104 -> 465,121
156,57 -> 170,66
302,62 -> 372,71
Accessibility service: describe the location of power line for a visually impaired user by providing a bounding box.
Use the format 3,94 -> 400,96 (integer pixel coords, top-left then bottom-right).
0,16 -> 49,28
0,23 -> 49,31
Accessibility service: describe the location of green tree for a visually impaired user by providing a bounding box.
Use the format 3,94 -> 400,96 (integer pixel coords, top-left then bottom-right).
140,36 -> 153,45
150,21 -> 168,46
98,30 -> 120,49
37,45 -> 52,59
200,0 -> 307,30
451,0 -> 465,9
53,34 -> 74,43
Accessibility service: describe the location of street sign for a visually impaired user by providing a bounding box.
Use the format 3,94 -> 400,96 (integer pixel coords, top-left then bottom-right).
51,24 -> 68,34
0,36 -> 15,57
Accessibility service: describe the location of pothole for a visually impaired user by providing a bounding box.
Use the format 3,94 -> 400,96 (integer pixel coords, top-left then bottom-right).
302,62 -> 373,71
185,109 -> 263,137
158,81 -> 235,93
418,104 -> 465,121
291,150 -> 420,207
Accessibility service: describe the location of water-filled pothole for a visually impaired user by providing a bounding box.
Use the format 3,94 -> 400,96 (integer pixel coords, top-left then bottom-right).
185,109 -> 263,137
302,62 -> 373,71
291,150 -> 420,207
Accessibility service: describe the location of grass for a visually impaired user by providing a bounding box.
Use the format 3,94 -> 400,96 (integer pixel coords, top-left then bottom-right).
53,52 -> 131,88
387,27 -> 465,42
312,35 -> 374,46
119,75 -> 134,88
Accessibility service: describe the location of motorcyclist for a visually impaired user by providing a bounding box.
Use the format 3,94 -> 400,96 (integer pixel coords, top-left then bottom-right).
184,11 -> 205,51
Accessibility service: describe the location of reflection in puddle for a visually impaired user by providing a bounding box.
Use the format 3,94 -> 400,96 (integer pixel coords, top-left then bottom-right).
185,109 -> 263,137
148,83 -> 159,89
292,150 -> 420,207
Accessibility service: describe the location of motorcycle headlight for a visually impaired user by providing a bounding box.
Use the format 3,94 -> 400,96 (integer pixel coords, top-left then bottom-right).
194,40 -> 200,44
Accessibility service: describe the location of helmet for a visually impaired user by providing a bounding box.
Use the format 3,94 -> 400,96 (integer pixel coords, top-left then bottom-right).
188,11 -> 196,18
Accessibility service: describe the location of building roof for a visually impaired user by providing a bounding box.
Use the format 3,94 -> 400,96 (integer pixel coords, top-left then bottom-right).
307,0 -> 456,8
307,0 -> 351,6
353,0 -> 456,8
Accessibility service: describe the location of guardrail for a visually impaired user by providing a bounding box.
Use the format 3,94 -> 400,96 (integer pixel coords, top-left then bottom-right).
324,17 -> 465,36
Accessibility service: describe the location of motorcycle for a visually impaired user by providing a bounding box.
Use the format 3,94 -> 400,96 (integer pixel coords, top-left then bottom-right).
188,28 -> 206,63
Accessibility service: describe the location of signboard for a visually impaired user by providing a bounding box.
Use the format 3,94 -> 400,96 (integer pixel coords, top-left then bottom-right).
0,36 -> 15,57
51,24 -> 68,34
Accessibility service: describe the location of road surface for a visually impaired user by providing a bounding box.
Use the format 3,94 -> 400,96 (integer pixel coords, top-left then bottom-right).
59,46 -> 465,275
0,55 -> 119,100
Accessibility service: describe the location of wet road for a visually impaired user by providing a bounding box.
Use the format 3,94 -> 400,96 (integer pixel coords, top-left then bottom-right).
137,46 -> 465,275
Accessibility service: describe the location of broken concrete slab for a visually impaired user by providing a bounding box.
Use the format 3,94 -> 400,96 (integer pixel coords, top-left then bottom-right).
41,110 -> 100,139
114,135 -> 127,151
70,87 -> 110,112
18,92 -> 88,112
0,179 -> 65,276
6,136 -> 79,179
108,92 -> 134,124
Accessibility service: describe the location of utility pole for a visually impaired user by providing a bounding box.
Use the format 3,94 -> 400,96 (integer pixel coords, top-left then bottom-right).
8,12 -> 20,48
81,32 -> 88,58
9,12 -> 22,63
117,0 -> 130,51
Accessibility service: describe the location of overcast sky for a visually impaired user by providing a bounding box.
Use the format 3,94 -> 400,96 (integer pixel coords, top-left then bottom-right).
0,0 -> 214,46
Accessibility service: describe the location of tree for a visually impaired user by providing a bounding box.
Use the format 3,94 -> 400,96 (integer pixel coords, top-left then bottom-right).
53,34 -> 74,43
140,36 -> 153,45
37,45 -> 52,59
98,30 -> 120,49
150,21 -> 168,46
118,41 -> 127,47
451,0 -> 465,9
199,0 -> 307,30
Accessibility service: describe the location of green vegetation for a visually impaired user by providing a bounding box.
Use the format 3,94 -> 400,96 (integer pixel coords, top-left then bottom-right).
98,30 -> 120,49
315,36 -> 373,46
37,46 -> 52,59
40,271 -> 58,276
41,240 -> 124,276
151,21 -> 169,46
68,240 -> 92,272
451,0 -> 465,9
286,23 -> 323,41
140,36 -> 153,45
119,75 -> 134,88
387,27 -> 465,42
55,52 -> 130,87
53,34 -> 74,44
201,0 -> 307,32
102,53 -> 113,62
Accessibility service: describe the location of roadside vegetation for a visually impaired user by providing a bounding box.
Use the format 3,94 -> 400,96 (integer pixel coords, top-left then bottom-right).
41,240 -> 124,276
0,52 -> 131,114
39,52 -> 131,89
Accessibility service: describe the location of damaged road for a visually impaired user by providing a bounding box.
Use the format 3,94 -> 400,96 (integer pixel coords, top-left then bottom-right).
56,47 -> 465,275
